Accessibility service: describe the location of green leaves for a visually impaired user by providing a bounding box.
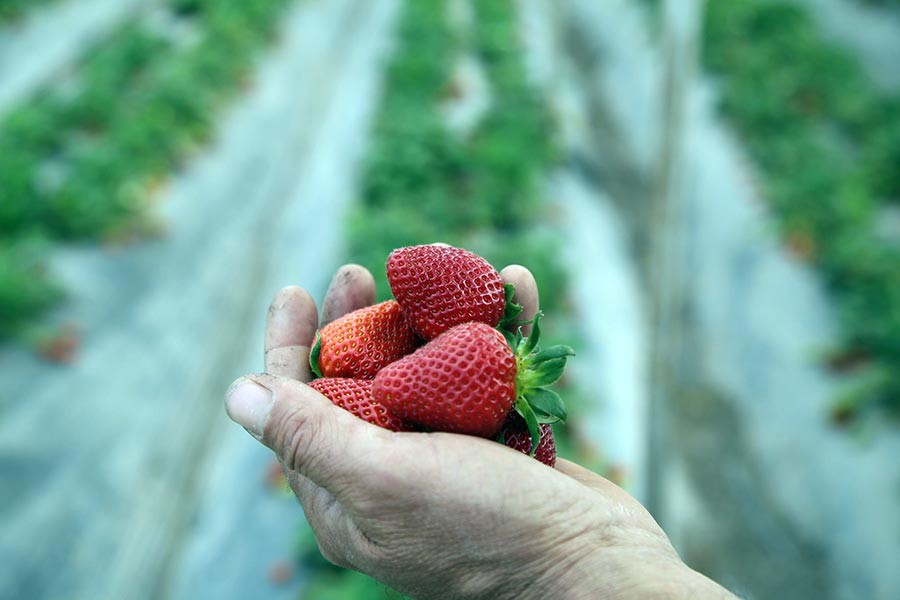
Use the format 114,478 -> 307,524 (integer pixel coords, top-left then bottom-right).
0,237 -> 62,338
705,0 -> 900,419
499,283 -> 525,349
498,283 -> 523,330
511,309 -> 575,453
514,397 -> 542,457
525,388 -> 567,424
0,0 -> 57,23
532,345 -> 577,363
519,309 -> 541,357
309,334 -> 323,379
1,0 -> 295,339
527,357 -> 567,387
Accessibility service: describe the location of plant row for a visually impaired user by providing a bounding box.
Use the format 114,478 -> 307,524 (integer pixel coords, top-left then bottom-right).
862,0 -> 900,10
0,0 -> 57,23
297,0 -> 570,597
0,0 -> 293,338
703,0 -> 900,418
346,1 -> 562,309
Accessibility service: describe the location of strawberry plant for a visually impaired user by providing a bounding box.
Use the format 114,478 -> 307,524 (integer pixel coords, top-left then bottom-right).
860,0 -> 900,9
0,0 -> 293,340
0,0 -> 57,22
703,0 -> 900,418
0,237 -> 60,337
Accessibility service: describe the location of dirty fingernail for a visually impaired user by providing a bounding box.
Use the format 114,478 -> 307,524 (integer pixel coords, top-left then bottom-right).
225,377 -> 273,438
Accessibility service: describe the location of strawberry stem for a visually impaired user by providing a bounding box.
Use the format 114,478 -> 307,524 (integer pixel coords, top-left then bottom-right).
514,397 -> 542,456
498,283 -> 523,331
509,311 -> 575,456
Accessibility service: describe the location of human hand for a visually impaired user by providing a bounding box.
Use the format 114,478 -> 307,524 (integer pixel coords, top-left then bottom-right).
225,264 -> 735,599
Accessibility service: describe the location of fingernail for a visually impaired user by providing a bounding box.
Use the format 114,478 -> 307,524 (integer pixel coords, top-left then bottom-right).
225,377 -> 273,438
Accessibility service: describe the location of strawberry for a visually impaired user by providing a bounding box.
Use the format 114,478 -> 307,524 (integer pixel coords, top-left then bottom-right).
373,313 -> 573,447
498,412 -> 557,467
310,377 -> 409,432
310,300 -> 418,380
374,322 -> 515,437
386,244 -> 521,340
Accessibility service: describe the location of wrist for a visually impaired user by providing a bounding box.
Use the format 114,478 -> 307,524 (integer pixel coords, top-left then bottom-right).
528,533 -> 735,600
591,552 -> 735,600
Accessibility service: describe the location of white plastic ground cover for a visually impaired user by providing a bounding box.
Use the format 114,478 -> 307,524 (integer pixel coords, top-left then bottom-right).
556,173 -> 651,502
0,0 -> 399,598
0,0 -> 159,116
516,0 -> 651,501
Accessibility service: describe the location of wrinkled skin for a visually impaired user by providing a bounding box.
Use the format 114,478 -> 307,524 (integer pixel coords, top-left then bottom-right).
225,262 -> 736,599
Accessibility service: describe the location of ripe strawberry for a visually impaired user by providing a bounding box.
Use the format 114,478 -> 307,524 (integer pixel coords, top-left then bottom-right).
310,300 -> 418,379
373,313 -> 573,447
386,244 -> 521,340
499,412 -> 556,467
310,377 -> 409,432
374,322 -> 516,437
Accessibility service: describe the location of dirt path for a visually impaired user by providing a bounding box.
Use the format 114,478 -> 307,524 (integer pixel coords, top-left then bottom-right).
0,0 -> 158,116
0,0 -> 398,598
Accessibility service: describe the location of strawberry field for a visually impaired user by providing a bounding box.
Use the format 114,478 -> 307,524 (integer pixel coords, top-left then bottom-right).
703,0 -> 900,421
1,1 -> 899,599
1,0 -> 293,337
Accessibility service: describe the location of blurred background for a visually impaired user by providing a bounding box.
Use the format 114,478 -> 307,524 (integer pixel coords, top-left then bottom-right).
1,0 -> 898,598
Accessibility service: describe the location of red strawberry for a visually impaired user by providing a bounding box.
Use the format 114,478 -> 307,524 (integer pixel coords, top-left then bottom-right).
310,377 -> 409,432
374,322 -> 516,437
310,300 -> 418,379
499,412 -> 556,467
386,244 -> 521,340
373,314 -> 573,446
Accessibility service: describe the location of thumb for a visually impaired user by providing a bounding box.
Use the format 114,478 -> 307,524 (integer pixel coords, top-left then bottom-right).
225,373 -> 388,494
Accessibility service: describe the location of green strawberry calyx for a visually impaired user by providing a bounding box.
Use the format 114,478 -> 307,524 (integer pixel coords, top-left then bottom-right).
309,332 -> 323,379
506,311 -> 574,456
497,283 -> 523,330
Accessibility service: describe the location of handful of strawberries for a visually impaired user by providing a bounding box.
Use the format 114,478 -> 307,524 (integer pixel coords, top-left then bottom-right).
308,244 -> 573,467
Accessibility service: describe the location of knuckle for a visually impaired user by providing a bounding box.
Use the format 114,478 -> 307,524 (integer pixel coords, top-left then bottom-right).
268,402 -> 320,473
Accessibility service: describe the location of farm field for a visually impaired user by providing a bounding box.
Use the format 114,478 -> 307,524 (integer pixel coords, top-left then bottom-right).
1,1 -> 898,599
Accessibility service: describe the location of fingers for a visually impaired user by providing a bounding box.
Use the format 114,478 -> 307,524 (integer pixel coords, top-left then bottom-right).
320,264 -> 376,326
225,373 -> 391,499
500,265 -> 540,335
264,265 -> 374,381
265,286 -> 319,381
